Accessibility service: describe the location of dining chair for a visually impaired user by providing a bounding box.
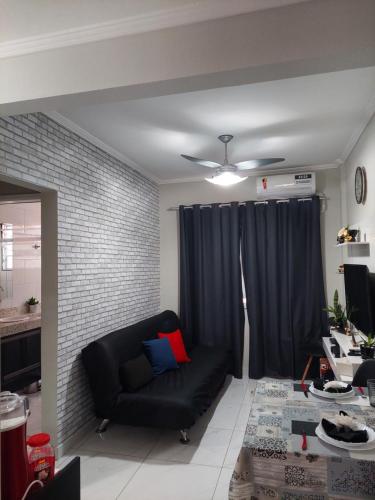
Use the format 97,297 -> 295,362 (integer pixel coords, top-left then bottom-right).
352,359 -> 375,387
300,340 -> 325,385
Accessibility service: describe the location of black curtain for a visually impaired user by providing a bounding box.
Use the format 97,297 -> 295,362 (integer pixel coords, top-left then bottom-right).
179,203 -> 244,378
241,196 -> 328,379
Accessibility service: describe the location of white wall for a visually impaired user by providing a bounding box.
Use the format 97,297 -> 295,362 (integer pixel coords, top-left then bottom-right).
0,202 -> 41,313
341,113 -> 375,272
160,168 -> 343,313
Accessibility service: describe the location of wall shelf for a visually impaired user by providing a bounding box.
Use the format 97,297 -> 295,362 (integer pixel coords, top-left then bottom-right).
335,242 -> 369,248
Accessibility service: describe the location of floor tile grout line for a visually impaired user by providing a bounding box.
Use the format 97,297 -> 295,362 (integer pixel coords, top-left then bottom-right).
211,378 -> 248,498
227,379 -> 250,436
75,445 -> 154,459
144,428 -> 167,461
114,460 -> 144,500
215,379 -> 256,495
142,454 -> 231,470
232,381 -> 256,430
74,427 -> 163,500
211,465 -> 224,500
78,434 -> 161,500
135,457 -> 226,472
221,410 -> 243,467
116,457 -> 224,498
79,449 -> 150,461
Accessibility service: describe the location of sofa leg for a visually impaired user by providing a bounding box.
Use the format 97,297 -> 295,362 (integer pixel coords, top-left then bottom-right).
179,429 -> 190,444
96,419 -> 110,434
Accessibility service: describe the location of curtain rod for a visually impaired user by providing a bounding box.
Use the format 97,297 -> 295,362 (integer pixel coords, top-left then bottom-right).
167,194 -> 327,211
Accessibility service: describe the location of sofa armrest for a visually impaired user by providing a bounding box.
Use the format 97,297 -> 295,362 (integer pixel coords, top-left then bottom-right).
82,341 -> 122,418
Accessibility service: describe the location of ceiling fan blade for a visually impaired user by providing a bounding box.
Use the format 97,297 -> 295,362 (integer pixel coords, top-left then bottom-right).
181,154 -> 222,169
235,158 -> 285,170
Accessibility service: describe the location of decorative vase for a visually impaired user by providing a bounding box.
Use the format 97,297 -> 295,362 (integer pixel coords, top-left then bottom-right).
348,229 -> 358,242
28,304 -> 38,314
360,345 -> 375,360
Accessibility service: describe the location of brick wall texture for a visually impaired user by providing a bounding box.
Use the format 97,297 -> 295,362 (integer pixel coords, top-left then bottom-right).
0,113 -> 160,445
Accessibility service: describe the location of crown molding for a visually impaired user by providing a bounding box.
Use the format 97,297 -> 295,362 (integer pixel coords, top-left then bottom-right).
45,111 -> 161,184
159,162 -> 340,185
0,0 -> 308,59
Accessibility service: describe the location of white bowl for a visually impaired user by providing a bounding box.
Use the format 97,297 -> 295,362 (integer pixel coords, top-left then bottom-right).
315,422 -> 375,450
309,382 -> 354,399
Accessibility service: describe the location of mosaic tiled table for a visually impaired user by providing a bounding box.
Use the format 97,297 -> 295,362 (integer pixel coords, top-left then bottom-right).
229,379 -> 375,500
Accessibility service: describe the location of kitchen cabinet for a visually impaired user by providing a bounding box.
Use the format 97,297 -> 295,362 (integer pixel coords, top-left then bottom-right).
1,328 -> 41,391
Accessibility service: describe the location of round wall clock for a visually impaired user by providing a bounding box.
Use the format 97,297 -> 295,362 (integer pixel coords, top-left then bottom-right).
354,166 -> 366,204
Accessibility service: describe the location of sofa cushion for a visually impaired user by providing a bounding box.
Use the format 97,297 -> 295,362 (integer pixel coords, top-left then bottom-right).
119,354 -> 153,392
157,330 -> 191,363
143,338 -> 179,375
111,345 -> 230,429
159,318 -> 192,350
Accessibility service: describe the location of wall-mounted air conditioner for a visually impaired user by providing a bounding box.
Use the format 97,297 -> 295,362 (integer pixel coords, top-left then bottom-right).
256,172 -> 316,200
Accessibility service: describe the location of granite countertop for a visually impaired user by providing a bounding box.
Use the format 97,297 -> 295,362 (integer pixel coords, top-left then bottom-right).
0,313 -> 41,338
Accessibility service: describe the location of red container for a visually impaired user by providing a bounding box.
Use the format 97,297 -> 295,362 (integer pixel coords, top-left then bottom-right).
0,392 -> 29,500
27,433 -> 55,484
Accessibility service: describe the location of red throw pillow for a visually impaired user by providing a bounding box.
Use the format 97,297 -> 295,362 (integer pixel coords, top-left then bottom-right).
157,330 -> 191,363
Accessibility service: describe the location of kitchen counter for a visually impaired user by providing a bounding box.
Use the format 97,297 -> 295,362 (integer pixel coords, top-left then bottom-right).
0,314 -> 41,338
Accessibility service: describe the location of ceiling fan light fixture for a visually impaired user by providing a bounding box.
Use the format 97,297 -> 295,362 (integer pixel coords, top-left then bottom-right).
181,133 -> 285,186
205,171 -> 247,187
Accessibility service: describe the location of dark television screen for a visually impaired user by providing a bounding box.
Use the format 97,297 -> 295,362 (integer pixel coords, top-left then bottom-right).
344,264 -> 374,334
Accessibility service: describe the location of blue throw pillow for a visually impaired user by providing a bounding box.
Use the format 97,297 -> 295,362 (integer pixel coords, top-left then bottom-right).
143,338 -> 178,376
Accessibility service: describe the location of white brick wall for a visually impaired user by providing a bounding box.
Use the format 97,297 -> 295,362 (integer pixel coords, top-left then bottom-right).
0,113 -> 160,444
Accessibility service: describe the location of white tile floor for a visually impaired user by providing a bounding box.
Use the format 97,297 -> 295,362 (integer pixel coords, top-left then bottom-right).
58,376 -> 256,500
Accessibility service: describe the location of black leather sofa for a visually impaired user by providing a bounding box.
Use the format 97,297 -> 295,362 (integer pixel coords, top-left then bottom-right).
82,310 -> 230,441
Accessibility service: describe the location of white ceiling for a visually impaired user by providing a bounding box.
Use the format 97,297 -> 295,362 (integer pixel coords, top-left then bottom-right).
57,67 -> 375,183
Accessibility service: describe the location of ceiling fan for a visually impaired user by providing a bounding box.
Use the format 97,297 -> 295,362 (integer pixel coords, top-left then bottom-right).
181,134 -> 285,186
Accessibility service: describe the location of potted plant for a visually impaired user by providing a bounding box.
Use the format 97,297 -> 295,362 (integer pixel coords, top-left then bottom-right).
26,297 -> 39,314
324,290 -> 347,332
359,333 -> 375,360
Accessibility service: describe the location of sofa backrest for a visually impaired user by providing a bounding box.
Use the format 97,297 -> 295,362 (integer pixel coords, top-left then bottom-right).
81,310 -> 180,417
